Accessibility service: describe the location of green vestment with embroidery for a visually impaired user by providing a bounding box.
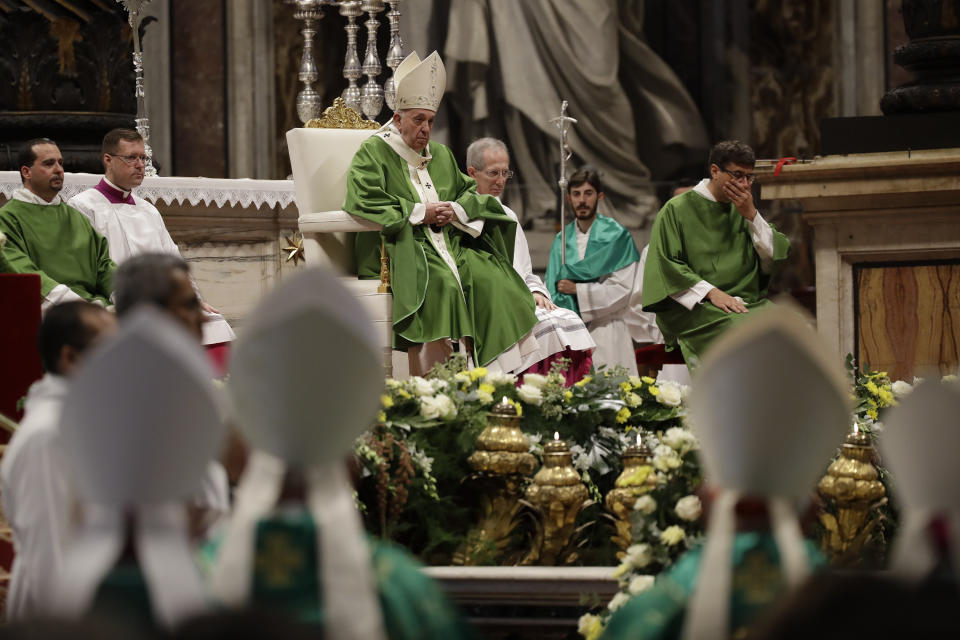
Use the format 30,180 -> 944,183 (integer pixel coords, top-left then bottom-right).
344,135 -> 536,367
641,191 -> 790,366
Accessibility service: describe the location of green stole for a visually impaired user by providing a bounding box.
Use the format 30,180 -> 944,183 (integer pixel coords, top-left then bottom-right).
600,533 -> 823,640
640,190 -> 790,365
0,197 -> 115,304
545,215 -> 640,315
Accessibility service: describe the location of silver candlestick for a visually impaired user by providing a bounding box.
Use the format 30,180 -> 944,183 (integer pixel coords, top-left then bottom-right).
117,0 -> 157,176
292,0 -> 326,124
383,0 -> 403,110
549,101 -> 577,264
359,0 -> 385,119
340,1 -> 363,112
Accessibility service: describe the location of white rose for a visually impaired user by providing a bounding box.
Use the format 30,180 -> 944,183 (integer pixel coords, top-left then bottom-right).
891,380 -> 913,398
663,427 -> 697,455
607,591 -> 631,612
626,392 -> 642,408
419,393 -> 456,420
628,575 -> 655,595
431,379 -> 449,392
411,376 -> 435,397
476,389 -> 494,405
674,495 -> 702,522
577,613 -> 602,637
517,383 -> 543,406
485,371 -> 516,386
652,444 -> 681,471
633,495 -> 657,516
657,381 -> 683,407
625,543 -> 652,569
522,373 -> 549,389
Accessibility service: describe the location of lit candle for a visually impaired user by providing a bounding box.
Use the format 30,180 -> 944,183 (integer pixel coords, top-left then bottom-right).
636,433 -> 642,447
554,431 -> 560,441
853,422 -> 860,435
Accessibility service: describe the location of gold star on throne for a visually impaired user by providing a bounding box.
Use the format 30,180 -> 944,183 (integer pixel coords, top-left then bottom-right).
282,233 -> 306,265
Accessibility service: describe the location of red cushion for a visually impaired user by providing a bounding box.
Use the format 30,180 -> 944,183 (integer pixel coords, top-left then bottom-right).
0,274 -> 43,434
634,343 -> 686,367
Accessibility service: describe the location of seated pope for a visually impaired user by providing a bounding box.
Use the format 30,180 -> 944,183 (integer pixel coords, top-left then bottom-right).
344,51 -> 539,376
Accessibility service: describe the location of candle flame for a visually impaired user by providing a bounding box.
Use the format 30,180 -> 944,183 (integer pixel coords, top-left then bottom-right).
853,422 -> 859,435
636,433 -> 642,446
554,431 -> 560,441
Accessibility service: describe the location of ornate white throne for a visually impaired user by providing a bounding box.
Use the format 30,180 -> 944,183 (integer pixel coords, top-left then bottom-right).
286,100 -> 403,377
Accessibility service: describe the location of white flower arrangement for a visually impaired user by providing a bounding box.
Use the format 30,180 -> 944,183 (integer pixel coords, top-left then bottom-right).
517,383 -> 543,406
659,525 -> 686,546
674,495 -> 702,522
522,373 -> 549,389
652,444 -> 682,471
656,381 -> 683,407
662,427 -> 698,455
411,376 -> 435,397
628,574 -> 655,595
419,393 -> 456,420
633,495 -> 657,516
625,543 -> 652,569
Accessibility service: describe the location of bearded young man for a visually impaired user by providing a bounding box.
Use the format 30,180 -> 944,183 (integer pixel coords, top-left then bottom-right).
0,139 -> 115,310
641,140 -> 791,367
545,168 -> 658,376
344,51 -> 539,376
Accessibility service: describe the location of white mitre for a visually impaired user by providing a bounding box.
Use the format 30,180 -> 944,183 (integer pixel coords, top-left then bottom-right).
881,379 -> 960,582
53,307 -> 225,628
682,304 -> 851,640
394,50 -> 446,112
211,266 -> 386,640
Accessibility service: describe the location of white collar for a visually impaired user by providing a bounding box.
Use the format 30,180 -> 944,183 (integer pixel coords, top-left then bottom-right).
693,178 -> 717,202
103,176 -> 133,199
12,187 -> 62,206
376,122 -> 432,170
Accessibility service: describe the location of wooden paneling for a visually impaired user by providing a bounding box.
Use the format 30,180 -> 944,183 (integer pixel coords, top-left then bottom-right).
857,262 -> 960,380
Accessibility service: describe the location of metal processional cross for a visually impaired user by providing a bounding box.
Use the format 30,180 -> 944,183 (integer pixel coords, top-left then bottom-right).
549,101 -> 577,264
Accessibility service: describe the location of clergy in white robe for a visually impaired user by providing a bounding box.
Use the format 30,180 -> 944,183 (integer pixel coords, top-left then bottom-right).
67,128 -> 235,347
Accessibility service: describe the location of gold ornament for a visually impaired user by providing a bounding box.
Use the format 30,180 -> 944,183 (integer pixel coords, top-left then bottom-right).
456,398 -> 537,565
304,97 -> 380,130
817,428 -> 886,564
605,433 -> 658,557
282,233 -> 306,265
522,432 -> 591,565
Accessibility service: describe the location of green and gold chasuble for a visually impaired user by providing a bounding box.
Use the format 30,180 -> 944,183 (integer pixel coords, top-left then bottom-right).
641,191 -> 789,366
248,507 -> 475,640
601,533 -> 824,640
544,215 -> 641,315
344,133 -> 536,367
0,197 -> 115,304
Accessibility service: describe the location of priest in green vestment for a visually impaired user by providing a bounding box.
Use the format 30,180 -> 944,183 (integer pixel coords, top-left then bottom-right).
544,168 -> 659,376
344,51 -> 538,376
0,138 -> 116,309
641,140 -> 790,368
601,306 -> 851,640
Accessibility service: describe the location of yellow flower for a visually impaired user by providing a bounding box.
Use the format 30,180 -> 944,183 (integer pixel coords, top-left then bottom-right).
626,392 -> 642,408
574,375 -> 592,387
563,390 -> 573,401
620,466 -> 652,487
376,410 -> 387,423
611,561 -> 632,579
578,614 -> 604,640
867,408 -> 878,420
641,376 -> 656,385
660,525 -> 686,546
397,389 -> 411,399
479,383 -> 495,395
616,407 -> 631,424
380,394 -> 394,409
508,398 -> 523,417
469,367 -> 488,381
865,380 -> 880,396
620,382 -> 632,393
878,388 -> 894,406
629,375 -> 643,388
648,386 -> 660,396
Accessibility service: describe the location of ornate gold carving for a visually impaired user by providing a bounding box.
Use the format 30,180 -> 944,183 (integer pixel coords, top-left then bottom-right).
605,436 -> 658,557
304,97 -> 380,130
456,399 -> 537,566
522,434 -> 591,566
378,237 -> 391,293
817,430 -> 886,564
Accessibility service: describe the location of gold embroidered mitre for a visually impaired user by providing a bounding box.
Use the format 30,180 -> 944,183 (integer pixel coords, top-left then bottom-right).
394,51 -> 446,112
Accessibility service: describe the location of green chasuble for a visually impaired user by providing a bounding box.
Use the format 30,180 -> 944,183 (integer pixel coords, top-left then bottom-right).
344,133 -> 536,367
248,507 -> 476,640
544,215 -> 641,315
0,197 -> 115,304
641,190 -> 789,366
601,533 -> 824,640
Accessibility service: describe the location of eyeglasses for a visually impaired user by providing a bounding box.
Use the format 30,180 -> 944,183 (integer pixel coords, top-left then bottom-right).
109,154 -> 148,165
721,168 -> 756,184
483,169 -> 514,179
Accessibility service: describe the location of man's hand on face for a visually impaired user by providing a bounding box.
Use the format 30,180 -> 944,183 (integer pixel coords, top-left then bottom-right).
533,292 -> 557,310
721,180 -> 757,222
706,287 -> 748,314
424,201 -> 455,227
556,279 -> 577,295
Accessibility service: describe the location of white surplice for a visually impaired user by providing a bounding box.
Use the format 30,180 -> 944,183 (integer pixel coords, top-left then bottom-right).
501,204 -> 595,360
574,226 -> 662,376
68,185 -> 235,345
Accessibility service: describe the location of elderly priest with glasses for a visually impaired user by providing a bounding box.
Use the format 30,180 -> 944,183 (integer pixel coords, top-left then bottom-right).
345,51 -> 539,376
641,140 -> 791,368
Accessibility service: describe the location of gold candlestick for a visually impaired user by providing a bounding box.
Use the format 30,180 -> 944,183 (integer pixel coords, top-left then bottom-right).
605,433 -> 658,557
521,432 -> 590,565
456,398 -> 537,565
818,428 -> 886,564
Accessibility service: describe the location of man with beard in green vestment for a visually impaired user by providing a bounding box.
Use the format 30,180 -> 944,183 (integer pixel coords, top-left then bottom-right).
344,51 -> 538,376
641,141 -> 790,368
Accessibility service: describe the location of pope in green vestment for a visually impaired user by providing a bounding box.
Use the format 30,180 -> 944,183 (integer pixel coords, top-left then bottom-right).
344,124 -> 536,369
0,191 -> 115,306
642,182 -> 789,366
600,533 -> 824,640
